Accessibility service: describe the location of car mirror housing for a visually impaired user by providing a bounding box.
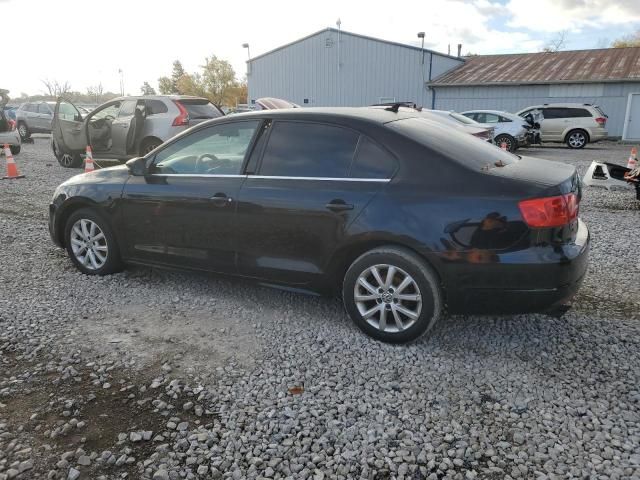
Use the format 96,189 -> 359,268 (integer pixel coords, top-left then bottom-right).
125,157 -> 146,176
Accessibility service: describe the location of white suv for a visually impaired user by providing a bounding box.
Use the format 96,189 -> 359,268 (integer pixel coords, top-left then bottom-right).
516,103 -> 608,149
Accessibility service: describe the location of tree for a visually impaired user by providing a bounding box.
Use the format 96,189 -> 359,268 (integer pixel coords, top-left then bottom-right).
140,81 -> 156,95
176,73 -> 206,98
612,30 -> 640,48
158,60 -> 186,94
41,79 -> 72,97
542,30 -> 568,52
200,55 -> 237,106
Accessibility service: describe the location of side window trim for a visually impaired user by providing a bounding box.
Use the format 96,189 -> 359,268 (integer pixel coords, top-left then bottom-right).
242,119 -> 271,175
349,134 -> 399,180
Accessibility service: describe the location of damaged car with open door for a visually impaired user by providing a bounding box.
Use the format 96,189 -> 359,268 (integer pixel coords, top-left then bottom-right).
0,89 -> 21,154
51,96 -> 224,168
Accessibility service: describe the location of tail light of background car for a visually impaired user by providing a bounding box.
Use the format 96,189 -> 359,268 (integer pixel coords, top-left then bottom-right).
595,117 -> 607,126
171,101 -> 190,126
518,193 -> 579,228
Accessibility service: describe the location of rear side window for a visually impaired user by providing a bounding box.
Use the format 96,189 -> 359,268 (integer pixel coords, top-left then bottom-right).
498,115 -> 512,123
565,108 -> 592,118
542,108 -> 568,119
38,104 -> 52,114
177,99 -> 222,119
259,121 -> 359,178
350,137 -> 396,179
145,99 -> 168,115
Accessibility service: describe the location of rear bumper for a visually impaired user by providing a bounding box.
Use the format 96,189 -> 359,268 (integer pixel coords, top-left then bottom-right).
445,219 -> 590,314
589,129 -> 608,142
0,130 -> 21,146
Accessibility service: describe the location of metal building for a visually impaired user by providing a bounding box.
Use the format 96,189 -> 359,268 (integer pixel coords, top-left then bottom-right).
429,47 -> 640,139
247,28 -> 463,109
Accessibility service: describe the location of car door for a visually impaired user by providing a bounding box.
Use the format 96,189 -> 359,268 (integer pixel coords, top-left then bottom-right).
120,120 -> 262,272
52,99 -> 87,155
540,108 -> 567,141
36,103 -> 51,131
235,120 -> 394,285
109,99 -> 143,158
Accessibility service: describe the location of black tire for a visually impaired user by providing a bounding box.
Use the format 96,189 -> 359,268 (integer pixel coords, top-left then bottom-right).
64,208 -> 123,276
495,133 -> 516,153
342,246 -> 443,343
9,145 -> 20,155
53,140 -> 83,168
17,122 -> 30,140
139,137 -> 162,156
565,129 -> 588,149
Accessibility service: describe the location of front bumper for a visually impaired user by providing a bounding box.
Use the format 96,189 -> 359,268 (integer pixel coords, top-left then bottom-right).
446,219 -> 590,314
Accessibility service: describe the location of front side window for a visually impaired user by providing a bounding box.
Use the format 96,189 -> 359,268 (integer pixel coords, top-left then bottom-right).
38,103 -> 52,115
258,121 -> 359,178
91,102 -> 121,121
58,102 -> 81,121
151,121 -> 260,175
117,100 -> 137,117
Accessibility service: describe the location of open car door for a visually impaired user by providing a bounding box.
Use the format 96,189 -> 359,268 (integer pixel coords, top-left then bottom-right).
52,98 -> 87,164
108,99 -> 144,157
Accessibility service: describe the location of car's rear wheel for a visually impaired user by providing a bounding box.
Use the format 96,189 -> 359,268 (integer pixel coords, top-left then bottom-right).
495,133 -> 516,152
566,129 -> 588,149
9,145 -> 20,155
64,208 -> 123,276
140,138 -> 162,156
17,122 -> 30,140
342,246 -> 443,343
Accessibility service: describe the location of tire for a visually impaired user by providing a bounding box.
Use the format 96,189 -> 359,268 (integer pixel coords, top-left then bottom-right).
17,122 -> 30,140
139,138 -> 162,156
9,145 -> 20,155
342,246 -> 443,343
64,208 -> 123,276
565,129 -> 588,149
53,140 -> 82,168
495,134 -> 516,153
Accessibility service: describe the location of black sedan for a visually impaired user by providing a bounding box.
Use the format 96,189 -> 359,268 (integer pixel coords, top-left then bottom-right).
49,107 -> 589,343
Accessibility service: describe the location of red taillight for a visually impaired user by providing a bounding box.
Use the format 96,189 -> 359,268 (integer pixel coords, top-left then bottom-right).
518,193 -> 579,228
172,101 -> 189,126
595,117 -> 606,126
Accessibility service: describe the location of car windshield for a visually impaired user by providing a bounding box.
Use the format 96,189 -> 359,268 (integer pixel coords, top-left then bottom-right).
388,117 -> 518,170
178,99 -> 222,119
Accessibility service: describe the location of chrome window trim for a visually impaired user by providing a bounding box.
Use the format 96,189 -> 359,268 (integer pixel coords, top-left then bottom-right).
148,174 -> 391,182
247,175 -> 390,182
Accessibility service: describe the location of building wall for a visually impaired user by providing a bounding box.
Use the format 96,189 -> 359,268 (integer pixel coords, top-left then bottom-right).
432,82 -> 640,137
248,29 -> 463,109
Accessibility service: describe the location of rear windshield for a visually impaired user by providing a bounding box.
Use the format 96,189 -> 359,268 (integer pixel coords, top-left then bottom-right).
177,99 -> 222,119
595,105 -> 608,118
387,117 -> 518,170
449,112 -> 477,125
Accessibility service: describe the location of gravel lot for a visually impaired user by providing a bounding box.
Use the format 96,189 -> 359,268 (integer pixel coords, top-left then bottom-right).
1,137 -> 639,480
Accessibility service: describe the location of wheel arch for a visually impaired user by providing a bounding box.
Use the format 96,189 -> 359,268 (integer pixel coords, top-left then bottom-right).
326,238 -> 446,298
564,127 -> 590,143
55,198 -> 103,247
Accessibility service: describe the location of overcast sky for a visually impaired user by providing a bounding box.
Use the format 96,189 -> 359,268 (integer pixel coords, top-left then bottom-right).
2,0 -> 639,99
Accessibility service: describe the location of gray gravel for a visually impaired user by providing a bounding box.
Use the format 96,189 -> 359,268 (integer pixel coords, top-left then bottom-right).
0,137 -> 639,479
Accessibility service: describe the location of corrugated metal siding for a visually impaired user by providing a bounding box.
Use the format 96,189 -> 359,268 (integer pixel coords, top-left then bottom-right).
432,82 -> 640,137
247,30 -> 462,108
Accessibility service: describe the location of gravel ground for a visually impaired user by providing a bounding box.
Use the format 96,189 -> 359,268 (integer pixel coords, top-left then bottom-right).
0,137 -> 639,480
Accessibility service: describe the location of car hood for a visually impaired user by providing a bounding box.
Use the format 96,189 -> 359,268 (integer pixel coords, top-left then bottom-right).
61,165 -> 130,187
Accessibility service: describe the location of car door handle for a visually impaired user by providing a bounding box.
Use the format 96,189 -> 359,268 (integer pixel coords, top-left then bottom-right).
325,200 -> 354,212
210,193 -> 232,207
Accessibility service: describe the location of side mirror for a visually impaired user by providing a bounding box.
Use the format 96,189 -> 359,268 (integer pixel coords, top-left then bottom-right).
126,156 -> 146,176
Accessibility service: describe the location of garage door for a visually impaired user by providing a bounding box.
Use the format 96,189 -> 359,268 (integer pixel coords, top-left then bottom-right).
624,94 -> 640,140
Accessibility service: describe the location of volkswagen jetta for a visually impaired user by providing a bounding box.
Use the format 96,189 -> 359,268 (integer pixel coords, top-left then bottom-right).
49,107 -> 589,343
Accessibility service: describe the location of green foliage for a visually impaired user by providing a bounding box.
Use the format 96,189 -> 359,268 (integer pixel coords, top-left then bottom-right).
612,31 -> 640,48
140,82 -> 157,95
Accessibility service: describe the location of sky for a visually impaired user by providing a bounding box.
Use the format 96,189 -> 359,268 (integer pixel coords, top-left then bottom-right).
2,0 -> 639,99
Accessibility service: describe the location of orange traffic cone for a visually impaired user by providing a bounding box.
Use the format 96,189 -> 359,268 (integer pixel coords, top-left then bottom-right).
500,141 -> 508,151
84,145 -> 95,173
2,144 -> 25,180
627,147 -> 638,170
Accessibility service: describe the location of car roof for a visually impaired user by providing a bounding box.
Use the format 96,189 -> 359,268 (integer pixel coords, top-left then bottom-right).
518,103 -> 598,110
109,95 -> 210,102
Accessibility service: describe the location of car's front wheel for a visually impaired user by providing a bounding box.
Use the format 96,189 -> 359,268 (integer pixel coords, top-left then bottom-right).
9,145 -> 20,155
52,140 -> 82,168
566,129 -> 588,149
495,133 -> 516,152
64,208 -> 123,275
342,246 -> 443,343
17,122 -> 30,140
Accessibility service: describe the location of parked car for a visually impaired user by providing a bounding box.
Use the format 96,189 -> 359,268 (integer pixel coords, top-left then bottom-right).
0,90 -> 21,154
15,101 -> 56,139
516,103 -> 608,149
3,106 -> 17,121
461,110 -> 535,152
51,95 -> 224,168
49,107 -> 589,343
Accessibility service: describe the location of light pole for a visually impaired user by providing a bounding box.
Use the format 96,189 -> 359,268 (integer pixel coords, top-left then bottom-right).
417,32 -> 425,64
242,43 -> 251,75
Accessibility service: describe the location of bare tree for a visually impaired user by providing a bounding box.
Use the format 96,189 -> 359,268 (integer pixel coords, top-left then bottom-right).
542,30 -> 568,53
41,79 -> 72,97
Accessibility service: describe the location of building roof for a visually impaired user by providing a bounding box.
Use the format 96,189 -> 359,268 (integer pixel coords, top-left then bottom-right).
249,27 -> 462,63
430,47 -> 640,86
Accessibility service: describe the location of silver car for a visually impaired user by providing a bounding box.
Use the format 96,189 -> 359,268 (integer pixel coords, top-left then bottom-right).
51,95 -> 224,168
15,101 -> 57,139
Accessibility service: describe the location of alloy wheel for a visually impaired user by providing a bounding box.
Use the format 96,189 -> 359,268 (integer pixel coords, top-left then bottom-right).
60,153 -> 74,167
70,219 -> 108,271
354,264 -> 422,333
18,124 -> 27,138
568,132 -> 586,148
